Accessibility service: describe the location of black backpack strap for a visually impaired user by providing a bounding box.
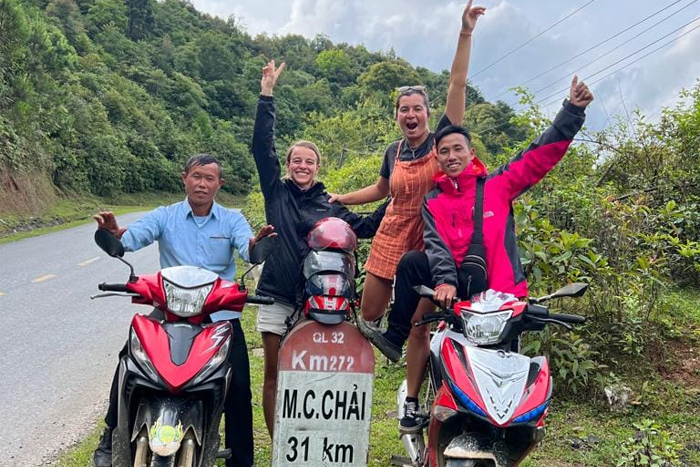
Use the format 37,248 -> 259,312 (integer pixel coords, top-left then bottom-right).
471,177 -> 485,245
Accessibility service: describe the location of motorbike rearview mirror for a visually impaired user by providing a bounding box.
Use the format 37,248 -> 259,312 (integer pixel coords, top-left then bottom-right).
552,282 -> 589,298
249,235 -> 276,265
532,282 -> 589,303
94,228 -> 137,282
95,228 -> 125,257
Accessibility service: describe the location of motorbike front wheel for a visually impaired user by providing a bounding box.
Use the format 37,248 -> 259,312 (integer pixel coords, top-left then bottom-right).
149,454 -> 174,467
445,460 -> 488,467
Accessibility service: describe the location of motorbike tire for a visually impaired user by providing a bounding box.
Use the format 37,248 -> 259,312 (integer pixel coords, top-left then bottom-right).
445,460 -> 485,467
150,454 -> 175,467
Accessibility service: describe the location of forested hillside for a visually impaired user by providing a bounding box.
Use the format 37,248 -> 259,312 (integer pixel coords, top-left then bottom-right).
0,0 -> 523,209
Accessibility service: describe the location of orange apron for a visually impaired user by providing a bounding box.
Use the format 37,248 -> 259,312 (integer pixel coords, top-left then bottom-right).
364,140 -> 439,280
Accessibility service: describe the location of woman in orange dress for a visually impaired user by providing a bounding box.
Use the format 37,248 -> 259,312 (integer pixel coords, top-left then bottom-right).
330,0 -> 485,352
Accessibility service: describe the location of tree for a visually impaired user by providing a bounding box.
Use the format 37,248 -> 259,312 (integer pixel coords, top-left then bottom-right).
357,60 -> 421,95
316,49 -> 354,85
85,0 -> 127,36
125,0 -> 154,40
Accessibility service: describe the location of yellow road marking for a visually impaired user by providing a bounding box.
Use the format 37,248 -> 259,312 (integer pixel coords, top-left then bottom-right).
78,257 -> 101,266
32,274 -> 57,283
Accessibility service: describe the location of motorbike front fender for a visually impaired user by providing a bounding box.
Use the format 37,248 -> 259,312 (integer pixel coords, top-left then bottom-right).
132,395 -> 204,446
442,433 -> 503,467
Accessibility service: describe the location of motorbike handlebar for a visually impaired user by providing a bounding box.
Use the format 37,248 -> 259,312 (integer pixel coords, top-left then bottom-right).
246,295 -> 275,305
416,311 -> 456,327
98,282 -> 129,292
549,313 -> 586,324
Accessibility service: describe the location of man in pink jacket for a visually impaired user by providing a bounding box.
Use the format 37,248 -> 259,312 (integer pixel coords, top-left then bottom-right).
363,76 -> 594,432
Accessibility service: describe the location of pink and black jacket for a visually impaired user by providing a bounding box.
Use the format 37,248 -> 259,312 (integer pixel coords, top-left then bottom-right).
423,101 -> 586,297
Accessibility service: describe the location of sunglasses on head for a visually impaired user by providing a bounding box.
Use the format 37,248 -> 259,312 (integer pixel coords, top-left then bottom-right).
397,85 -> 427,95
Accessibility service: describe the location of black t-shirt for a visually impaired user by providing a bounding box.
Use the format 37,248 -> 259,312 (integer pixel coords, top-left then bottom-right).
379,114 -> 452,179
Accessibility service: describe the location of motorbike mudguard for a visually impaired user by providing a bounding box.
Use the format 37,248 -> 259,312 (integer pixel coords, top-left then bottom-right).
442,433 -> 505,467
131,395 -> 204,445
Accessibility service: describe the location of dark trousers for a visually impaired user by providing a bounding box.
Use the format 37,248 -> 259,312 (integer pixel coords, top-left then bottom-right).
105,313 -> 253,467
385,251 -> 435,348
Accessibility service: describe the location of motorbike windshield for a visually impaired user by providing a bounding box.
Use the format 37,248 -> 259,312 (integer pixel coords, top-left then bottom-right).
303,251 -> 355,279
466,289 -> 518,313
161,266 -> 218,288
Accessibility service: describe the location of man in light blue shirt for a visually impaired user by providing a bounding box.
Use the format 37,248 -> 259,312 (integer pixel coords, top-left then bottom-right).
92,154 -> 270,467
118,194 -> 254,320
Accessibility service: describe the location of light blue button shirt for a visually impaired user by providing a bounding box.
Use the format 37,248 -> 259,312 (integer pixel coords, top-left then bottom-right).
121,199 -> 253,320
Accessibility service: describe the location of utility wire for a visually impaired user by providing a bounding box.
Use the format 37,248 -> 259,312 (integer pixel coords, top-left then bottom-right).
537,18 -> 700,106
491,0 -> 692,101
530,2 -> 699,98
472,19 -> 700,138
471,0 -> 599,79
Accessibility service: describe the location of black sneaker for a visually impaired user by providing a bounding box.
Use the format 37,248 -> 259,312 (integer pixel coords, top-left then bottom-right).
357,320 -> 402,363
399,400 -> 428,433
93,426 -> 113,467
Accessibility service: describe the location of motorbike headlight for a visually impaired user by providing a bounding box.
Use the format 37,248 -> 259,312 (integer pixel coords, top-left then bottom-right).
191,336 -> 230,386
130,330 -> 159,382
461,309 -> 513,346
163,280 -> 213,317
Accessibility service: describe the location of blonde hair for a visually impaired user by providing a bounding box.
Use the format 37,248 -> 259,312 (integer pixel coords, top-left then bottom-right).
283,140 -> 322,183
285,140 -> 322,165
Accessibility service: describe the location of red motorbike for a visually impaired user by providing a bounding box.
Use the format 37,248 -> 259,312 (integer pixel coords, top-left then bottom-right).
92,229 -> 274,467
394,283 -> 588,467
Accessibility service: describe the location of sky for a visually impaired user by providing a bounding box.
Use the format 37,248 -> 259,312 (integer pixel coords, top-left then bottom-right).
191,0 -> 700,131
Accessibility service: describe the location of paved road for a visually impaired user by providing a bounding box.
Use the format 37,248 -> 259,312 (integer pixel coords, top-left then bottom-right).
0,213 -> 160,467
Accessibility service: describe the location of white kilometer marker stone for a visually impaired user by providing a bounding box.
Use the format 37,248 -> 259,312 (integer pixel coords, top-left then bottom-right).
32,274 -> 57,283
78,257 -> 101,266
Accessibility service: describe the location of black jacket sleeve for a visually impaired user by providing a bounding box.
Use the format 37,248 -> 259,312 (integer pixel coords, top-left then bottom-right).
332,198 -> 389,239
422,196 -> 458,287
252,95 -> 282,199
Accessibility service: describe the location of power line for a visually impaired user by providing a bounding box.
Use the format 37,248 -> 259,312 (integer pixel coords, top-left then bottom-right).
471,18 -> 700,138
471,0 -> 599,79
490,0 -> 691,101
538,20 -> 700,107
530,2 -> 699,98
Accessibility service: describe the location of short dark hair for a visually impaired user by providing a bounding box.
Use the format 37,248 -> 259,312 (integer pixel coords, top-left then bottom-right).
184,153 -> 222,179
435,125 -> 472,149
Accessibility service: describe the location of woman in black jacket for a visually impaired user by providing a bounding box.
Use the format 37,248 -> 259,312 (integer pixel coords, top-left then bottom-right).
252,60 -> 386,436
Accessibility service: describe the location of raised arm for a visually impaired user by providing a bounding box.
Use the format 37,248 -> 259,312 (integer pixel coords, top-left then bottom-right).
492,76 -> 593,199
252,60 -> 286,199
444,0 -> 485,125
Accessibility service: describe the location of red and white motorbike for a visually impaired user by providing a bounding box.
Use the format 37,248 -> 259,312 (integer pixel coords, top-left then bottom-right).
92,229 -> 274,467
394,283 -> 588,467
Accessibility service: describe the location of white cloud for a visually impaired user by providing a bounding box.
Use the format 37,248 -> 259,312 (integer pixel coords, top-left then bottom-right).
189,0 -> 700,128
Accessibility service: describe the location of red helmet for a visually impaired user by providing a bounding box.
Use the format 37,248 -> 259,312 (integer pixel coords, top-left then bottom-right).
307,218 -> 357,253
